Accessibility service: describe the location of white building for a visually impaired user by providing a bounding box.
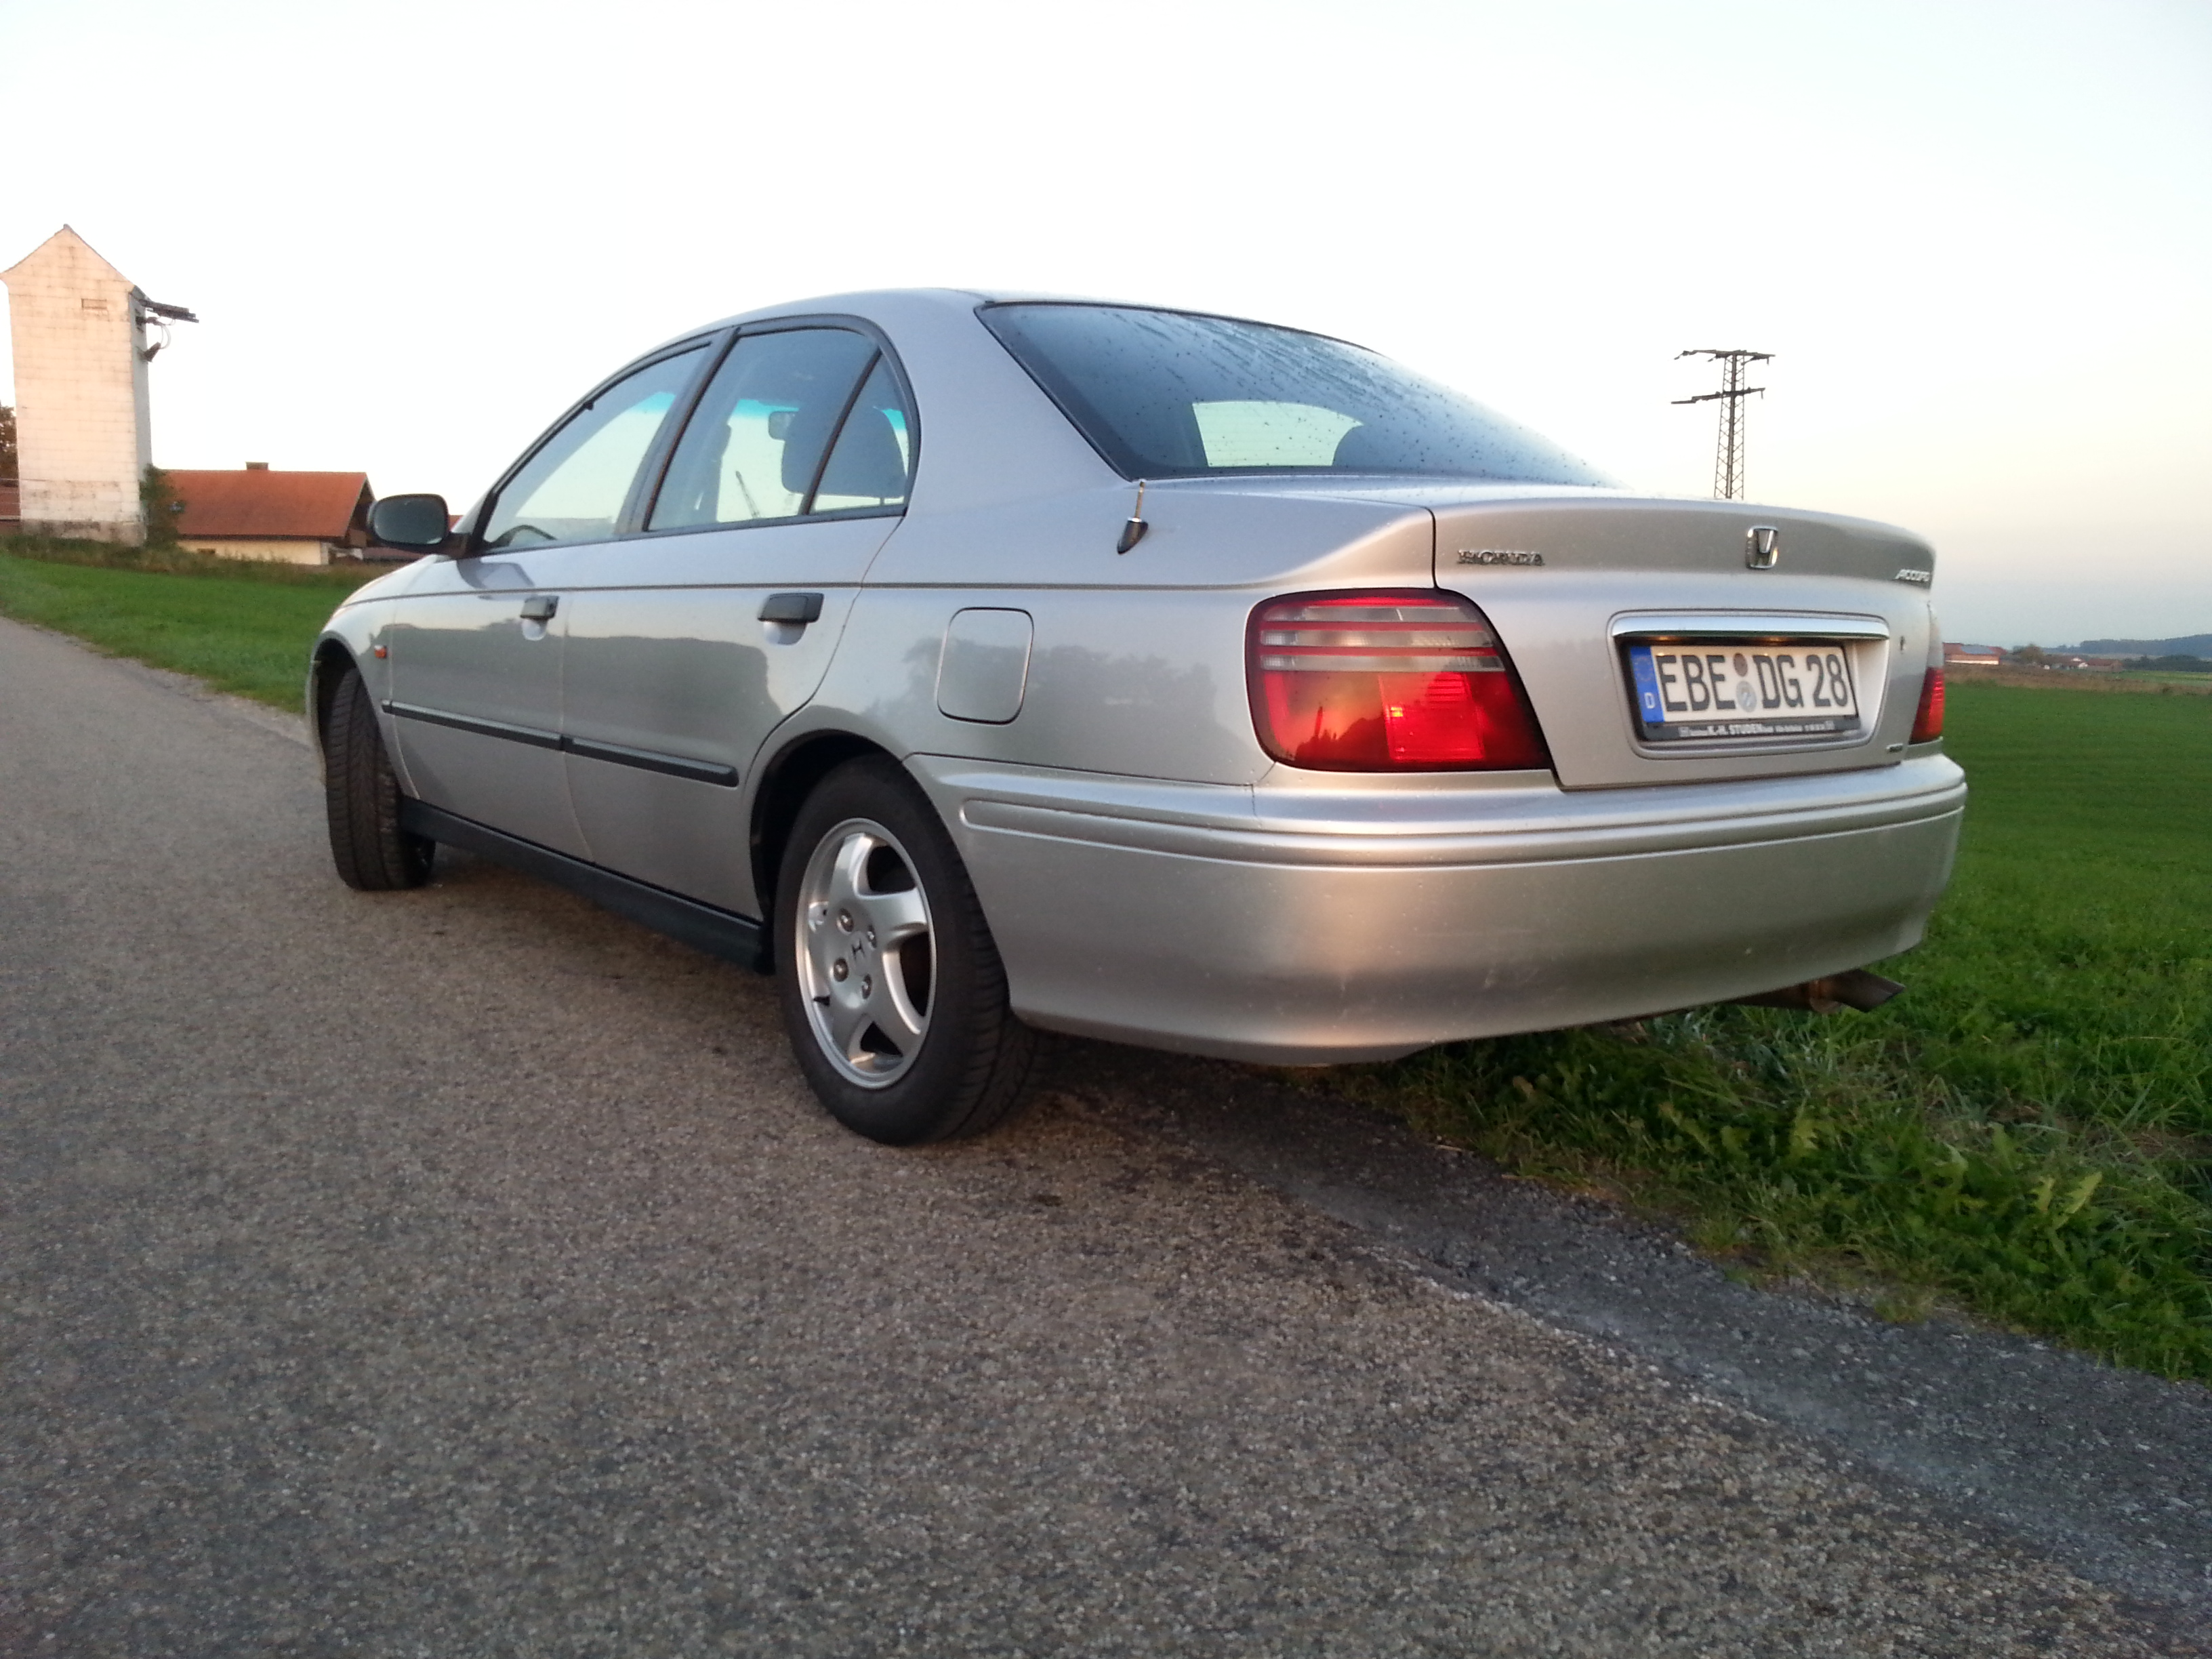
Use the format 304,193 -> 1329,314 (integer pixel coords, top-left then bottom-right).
1,226 -> 193,543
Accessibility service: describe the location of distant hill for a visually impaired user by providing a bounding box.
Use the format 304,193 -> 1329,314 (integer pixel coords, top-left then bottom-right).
2067,634 -> 2212,657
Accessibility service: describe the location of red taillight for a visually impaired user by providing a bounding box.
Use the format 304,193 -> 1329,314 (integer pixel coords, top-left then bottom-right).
1248,590 -> 1550,771
1910,667 -> 1946,743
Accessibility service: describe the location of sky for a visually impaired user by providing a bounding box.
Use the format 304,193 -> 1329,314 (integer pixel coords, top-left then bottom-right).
2,0 -> 2207,646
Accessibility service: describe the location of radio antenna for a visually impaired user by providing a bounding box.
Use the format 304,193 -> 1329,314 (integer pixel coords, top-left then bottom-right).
1116,479 -> 1149,554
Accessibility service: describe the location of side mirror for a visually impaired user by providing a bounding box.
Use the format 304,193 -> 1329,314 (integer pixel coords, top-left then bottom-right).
367,493 -> 457,554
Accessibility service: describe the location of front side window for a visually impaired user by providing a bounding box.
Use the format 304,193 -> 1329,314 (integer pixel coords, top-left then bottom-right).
480,346 -> 708,550
649,328 -> 905,530
980,303 -> 1610,485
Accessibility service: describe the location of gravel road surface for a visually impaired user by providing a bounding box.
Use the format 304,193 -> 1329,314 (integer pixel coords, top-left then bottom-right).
1,613 -> 2204,1656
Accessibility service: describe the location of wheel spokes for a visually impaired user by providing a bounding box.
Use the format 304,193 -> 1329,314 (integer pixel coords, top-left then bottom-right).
822,973 -> 876,1061
865,957 -> 929,1054
825,832 -> 876,917
859,885 -> 929,948
798,818 -> 935,1086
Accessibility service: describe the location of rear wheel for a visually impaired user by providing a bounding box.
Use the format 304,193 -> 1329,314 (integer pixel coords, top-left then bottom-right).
775,757 -> 1036,1144
323,663 -> 434,891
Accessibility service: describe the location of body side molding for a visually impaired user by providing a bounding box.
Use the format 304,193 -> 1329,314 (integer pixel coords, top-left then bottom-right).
398,798 -> 769,970
386,699 -> 561,750
386,701 -> 739,786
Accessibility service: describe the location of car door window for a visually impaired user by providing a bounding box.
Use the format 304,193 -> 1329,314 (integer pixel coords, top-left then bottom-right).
647,329 -> 882,531
808,356 -> 914,514
480,346 -> 708,550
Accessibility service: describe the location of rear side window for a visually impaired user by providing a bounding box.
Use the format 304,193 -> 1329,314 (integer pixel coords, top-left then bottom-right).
480,346 -> 709,550
980,303 -> 1610,485
649,328 -> 903,530
809,356 -> 913,514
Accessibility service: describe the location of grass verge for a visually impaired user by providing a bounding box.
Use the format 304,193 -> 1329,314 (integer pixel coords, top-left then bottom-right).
0,537 -> 383,709
1335,680 -> 2212,1381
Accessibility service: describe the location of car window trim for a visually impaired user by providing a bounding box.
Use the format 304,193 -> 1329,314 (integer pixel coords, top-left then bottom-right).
634,314 -> 920,539
622,503 -> 907,545
796,349 -> 882,516
614,330 -> 737,538
471,333 -> 724,556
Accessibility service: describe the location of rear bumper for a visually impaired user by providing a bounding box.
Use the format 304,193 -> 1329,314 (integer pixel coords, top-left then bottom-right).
914,754 -> 1965,1064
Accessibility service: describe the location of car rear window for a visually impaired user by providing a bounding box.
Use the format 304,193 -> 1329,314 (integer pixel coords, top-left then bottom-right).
979,302 -> 1610,485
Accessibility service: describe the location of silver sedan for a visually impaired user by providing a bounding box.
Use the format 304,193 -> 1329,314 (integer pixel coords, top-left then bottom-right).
314,291 -> 1961,1143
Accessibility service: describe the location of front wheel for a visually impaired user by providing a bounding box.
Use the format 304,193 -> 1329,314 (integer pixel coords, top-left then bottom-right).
322,663 -> 434,891
775,758 -> 1036,1144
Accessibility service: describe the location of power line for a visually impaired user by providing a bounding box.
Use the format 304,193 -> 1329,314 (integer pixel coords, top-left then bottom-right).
1674,348 -> 1771,500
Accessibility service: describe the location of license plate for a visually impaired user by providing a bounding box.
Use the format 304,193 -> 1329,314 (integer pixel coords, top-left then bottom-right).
1626,642 -> 1860,743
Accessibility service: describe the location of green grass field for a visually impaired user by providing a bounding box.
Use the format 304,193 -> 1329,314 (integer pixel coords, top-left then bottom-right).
1345,679 -> 2212,1380
0,544 -> 379,708
3,539 -> 2207,1378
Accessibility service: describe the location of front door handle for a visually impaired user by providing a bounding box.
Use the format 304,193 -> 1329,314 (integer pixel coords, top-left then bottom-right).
759,592 -> 824,626
520,594 -> 559,622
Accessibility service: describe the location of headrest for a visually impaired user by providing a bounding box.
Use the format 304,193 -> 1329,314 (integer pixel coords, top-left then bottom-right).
815,407 -> 909,502
1330,422 -> 1395,470
779,400 -> 844,496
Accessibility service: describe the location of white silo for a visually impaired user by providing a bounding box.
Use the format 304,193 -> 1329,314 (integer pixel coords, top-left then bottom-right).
2,226 -> 194,543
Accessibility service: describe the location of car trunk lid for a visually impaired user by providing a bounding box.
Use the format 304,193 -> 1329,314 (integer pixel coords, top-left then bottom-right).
1425,492 -> 1938,789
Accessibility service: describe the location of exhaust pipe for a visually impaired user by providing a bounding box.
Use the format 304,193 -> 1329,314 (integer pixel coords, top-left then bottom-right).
1732,968 -> 1904,1015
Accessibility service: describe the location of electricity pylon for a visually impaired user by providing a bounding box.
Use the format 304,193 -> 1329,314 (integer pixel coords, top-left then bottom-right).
1674,348 -> 1771,500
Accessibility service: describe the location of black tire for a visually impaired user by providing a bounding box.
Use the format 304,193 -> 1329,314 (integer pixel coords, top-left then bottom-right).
775,756 -> 1037,1144
323,663 -> 435,892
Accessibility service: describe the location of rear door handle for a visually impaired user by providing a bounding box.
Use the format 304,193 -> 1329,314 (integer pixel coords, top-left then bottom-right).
520,594 -> 559,622
759,592 -> 824,625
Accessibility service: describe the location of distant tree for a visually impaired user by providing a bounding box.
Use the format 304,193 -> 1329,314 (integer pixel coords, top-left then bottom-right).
0,404 -> 16,483
2010,644 -> 2048,667
2128,653 -> 2212,675
140,464 -> 185,546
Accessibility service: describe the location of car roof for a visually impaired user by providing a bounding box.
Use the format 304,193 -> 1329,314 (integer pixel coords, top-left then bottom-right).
646,287 -> 1355,359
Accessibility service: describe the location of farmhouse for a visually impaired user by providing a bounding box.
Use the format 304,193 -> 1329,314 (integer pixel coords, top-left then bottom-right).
1943,642 -> 2003,668
170,464 -> 375,565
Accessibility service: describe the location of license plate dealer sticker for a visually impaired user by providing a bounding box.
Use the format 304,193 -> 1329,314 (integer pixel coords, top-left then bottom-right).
1627,642 -> 1860,743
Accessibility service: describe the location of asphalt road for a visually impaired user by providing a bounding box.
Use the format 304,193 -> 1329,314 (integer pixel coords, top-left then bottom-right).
1,613 -> 2205,1657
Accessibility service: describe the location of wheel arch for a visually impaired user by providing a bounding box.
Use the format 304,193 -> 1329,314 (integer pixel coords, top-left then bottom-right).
307,636 -> 363,769
749,730 -> 903,933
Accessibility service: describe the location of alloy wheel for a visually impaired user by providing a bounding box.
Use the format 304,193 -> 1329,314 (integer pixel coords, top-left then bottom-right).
793,816 -> 936,1087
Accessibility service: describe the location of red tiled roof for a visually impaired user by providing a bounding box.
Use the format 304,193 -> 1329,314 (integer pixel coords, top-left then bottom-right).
169,470 -> 371,540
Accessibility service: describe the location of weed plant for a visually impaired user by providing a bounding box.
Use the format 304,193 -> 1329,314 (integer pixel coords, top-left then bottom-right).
1340,682 -> 2212,1381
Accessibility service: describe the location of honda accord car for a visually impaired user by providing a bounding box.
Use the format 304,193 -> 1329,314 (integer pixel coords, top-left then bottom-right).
312,291 -> 1961,1143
